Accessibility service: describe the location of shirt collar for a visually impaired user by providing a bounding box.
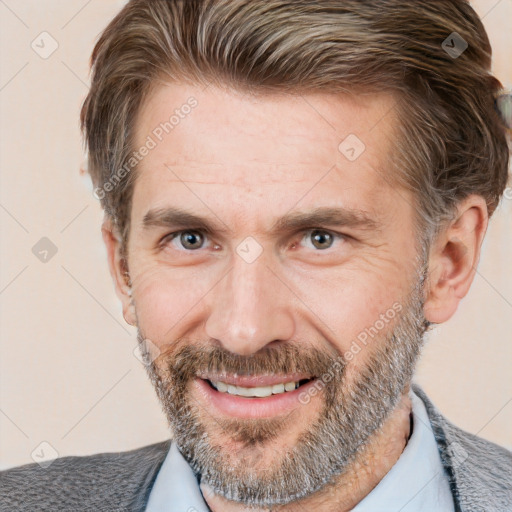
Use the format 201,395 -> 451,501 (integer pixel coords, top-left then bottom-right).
145,441 -> 209,512
146,387 -> 454,512
351,387 -> 455,511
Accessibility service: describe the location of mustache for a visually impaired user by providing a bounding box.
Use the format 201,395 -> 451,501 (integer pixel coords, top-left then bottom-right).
163,342 -> 346,384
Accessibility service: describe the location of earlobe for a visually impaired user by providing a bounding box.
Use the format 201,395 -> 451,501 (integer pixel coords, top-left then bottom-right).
423,261 -> 461,324
123,286 -> 137,327
423,195 -> 488,325
101,218 -> 137,327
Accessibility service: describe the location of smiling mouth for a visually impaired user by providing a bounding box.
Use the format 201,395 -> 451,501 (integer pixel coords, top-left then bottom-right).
205,378 -> 313,398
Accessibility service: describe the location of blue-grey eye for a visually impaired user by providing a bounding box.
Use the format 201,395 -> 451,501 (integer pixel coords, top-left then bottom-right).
310,230 -> 334,249
179,231 -> 204,250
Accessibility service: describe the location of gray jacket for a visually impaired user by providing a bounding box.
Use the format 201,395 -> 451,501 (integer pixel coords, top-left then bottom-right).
1,384 -> 511,511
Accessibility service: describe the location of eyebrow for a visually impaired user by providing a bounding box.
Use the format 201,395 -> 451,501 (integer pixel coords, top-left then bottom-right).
142,206 -> 382,236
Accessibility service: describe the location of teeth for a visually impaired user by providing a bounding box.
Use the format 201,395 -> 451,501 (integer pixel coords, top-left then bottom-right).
211,380 -> 301,397
253,386 -> 273,398
271,383 -> 285,394
216,381 -> 228,393
284,381 -> 296,392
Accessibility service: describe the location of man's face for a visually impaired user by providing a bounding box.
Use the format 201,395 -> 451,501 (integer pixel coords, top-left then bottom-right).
123,84 -> 429,505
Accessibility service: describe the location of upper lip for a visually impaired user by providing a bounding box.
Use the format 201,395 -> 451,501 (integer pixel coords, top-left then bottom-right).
196,373 -> 314,387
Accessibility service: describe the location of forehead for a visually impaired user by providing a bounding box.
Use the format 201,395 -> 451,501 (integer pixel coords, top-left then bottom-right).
131,82 -> 408,227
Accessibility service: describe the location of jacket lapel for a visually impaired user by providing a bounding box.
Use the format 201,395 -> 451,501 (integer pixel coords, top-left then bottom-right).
412,383 -> 512,512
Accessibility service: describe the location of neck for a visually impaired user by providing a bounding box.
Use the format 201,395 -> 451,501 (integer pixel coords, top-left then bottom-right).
201,389 -> 413,512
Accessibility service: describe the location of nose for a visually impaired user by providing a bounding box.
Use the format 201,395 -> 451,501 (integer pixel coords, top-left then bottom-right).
204,250 -> 295,356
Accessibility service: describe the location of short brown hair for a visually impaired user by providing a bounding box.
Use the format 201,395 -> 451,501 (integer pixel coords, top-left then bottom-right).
81,0 -> 510,251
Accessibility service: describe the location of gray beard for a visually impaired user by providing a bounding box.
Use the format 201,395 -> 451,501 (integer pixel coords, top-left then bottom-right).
136,255 -> 430,507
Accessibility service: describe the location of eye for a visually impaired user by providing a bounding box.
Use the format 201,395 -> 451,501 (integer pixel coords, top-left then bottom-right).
299,229 -> 345,251
309,230 -> 334,250
164,230 -> 206,251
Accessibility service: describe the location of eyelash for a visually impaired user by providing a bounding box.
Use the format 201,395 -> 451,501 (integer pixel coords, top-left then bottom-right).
159,229 -> 348,252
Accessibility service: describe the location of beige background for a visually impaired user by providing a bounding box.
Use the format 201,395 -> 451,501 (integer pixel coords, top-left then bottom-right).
0,0 -> 511,470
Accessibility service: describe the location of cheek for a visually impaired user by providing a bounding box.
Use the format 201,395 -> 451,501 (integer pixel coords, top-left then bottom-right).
295,265 -> 406,356
130,264 -> 213,344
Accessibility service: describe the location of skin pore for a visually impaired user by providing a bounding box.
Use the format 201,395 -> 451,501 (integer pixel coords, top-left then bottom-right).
102,83 -> 488,511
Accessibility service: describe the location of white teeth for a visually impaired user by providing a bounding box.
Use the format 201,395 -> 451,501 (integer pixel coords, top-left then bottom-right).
253,386 -> 274,398
284,381 -> 296,392
211,380 -> 301,397
216,381 -> 228,393
271,383 -> 285,394
238,386 -> 259,397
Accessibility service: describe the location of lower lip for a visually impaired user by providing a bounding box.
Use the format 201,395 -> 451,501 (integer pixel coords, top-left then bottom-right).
194,378 -> 318,419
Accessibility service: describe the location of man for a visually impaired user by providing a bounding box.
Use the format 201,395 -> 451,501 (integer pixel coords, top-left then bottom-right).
1,0 -> 511,511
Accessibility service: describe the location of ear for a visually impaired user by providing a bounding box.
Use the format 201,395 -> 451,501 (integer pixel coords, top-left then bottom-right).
423,195 -> 489,324
101,217 -> 137,327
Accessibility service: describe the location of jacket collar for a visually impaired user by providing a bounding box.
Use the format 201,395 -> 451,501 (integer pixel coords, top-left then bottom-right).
412,382 -> 512,511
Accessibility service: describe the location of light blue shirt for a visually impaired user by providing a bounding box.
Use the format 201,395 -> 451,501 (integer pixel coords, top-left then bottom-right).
146,388 -> 455,511
351,388 -> 455,511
